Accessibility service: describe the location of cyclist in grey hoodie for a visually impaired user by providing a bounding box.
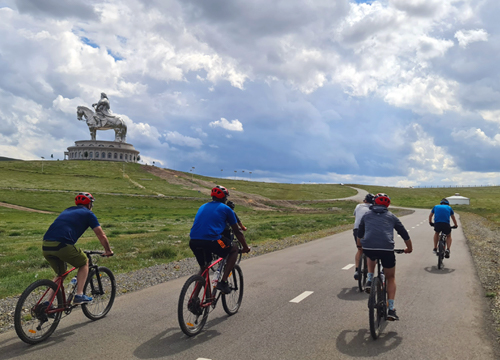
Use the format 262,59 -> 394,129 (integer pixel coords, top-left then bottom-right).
356,193 -> 413,321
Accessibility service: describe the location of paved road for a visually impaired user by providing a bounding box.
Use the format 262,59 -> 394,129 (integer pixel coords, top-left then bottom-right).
1,209 -> 498,360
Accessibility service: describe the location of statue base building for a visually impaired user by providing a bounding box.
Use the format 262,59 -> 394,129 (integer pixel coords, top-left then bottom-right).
64,140 -> 140,162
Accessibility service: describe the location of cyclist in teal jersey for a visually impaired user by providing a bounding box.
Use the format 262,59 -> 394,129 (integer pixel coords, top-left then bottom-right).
429,198 -> 458,259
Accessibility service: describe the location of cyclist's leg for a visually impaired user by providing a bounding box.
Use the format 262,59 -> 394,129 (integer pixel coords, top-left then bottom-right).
222,243 -> 238,282
380,251 -> 396,313
59,245 -> 88,295
433,230 -> 439,250
353,229 -> 362,272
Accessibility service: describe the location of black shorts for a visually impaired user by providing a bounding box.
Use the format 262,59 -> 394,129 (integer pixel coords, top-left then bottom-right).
363,250 -> 396,269
434,222 -> 451,235
190,238 -> 232,268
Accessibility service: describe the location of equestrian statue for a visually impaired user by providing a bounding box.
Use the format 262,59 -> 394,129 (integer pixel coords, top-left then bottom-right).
77,93 -> 128,142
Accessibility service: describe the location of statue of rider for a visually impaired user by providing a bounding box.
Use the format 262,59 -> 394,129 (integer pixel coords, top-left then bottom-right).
92,93 -> 112,127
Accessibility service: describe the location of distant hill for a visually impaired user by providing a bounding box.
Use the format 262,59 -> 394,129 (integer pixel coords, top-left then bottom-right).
0,156 -> 21,161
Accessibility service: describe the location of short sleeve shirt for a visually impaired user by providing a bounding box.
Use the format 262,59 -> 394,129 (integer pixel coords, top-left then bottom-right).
43,206 -> 100,245
431,205 -> 454,223
190,201 -> 237,241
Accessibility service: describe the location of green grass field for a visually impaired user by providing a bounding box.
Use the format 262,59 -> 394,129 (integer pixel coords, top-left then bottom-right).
1,160 -> 499,301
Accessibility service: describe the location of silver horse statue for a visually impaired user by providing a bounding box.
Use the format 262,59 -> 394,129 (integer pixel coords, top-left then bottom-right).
77,93 -> 127,142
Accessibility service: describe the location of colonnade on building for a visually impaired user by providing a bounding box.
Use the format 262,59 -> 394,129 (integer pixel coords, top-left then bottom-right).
65,140 -> 140,163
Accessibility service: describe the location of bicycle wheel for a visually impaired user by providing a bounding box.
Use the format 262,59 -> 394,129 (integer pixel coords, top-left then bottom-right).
178,275 -> 209,336
368,277 -> 383,340
235,240 -> 243,265
437,238 -> 445,270
81,266 -> 116,320
14,279 -> 63,345
222,264 -> 244,315
358,254 -> 367,292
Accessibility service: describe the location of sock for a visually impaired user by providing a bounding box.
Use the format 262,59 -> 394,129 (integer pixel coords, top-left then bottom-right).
367,273 -> 373,282
388,299 -> 395,310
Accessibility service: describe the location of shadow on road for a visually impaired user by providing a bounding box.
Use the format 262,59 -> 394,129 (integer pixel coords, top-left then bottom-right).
133,316 -> 228,359
336,328 -> 402,357
337,287 -> 368,301
0,320 -> 93,360
424,266 -> 456,275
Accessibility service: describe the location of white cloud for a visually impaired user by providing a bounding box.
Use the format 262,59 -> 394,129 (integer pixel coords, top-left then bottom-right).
209,118 -> 244,132
455,29 -> 488,48
164,131 -> 203,148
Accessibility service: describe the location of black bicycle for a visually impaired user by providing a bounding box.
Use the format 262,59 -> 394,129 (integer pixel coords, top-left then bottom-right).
357,253 -> 368,292
368,249 -> 405,340
435,225 -> 457,269
14,251 -> 115,345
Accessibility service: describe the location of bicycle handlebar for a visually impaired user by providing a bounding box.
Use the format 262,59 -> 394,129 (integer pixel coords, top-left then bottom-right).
84,250 -> 114,257
394,249 -> 405,254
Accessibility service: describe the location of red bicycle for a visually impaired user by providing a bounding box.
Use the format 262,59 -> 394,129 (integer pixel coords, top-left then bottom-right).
177,251 -> 244,336
14,250 -> 115,344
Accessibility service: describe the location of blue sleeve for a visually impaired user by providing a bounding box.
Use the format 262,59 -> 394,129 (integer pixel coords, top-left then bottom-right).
89,212 -> 100,229
431,206 -> 436,214
449,207 -> 454,215
226,207 -> 237,226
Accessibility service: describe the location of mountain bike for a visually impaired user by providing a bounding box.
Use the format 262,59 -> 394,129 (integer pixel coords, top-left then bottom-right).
178,249 -> 244,337
434,225 -> 457,270
357,252 -> 368,292
14,250 -> 115,345
368,249 -> 404,340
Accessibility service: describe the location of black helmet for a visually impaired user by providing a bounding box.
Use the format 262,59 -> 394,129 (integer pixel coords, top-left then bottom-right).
364,193 -> 375,204
226,200 -> 235,209
440,198 -> 449,205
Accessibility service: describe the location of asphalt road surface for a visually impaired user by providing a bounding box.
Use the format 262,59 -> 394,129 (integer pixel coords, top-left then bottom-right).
1,208 -> 498,360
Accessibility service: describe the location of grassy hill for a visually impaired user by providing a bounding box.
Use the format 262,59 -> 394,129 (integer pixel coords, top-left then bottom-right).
0,156 -> 21,161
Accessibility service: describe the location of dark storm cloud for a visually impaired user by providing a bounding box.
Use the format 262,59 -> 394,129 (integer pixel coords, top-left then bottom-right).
15,0 -> 98,20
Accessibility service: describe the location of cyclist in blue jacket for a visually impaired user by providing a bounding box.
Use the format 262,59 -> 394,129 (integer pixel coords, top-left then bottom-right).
429,198 -> 458,259
190,186 -> 250,294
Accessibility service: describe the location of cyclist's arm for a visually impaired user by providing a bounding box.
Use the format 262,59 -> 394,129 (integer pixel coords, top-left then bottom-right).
428,212 -> 434,224
404,239 -> 413,253
450,214 -> 458,227
230,224 -> 250,253
93,226 -> 113,256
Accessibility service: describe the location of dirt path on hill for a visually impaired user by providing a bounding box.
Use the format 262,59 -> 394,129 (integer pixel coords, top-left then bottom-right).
142,166 -> 357,212
0,202 -> 54,214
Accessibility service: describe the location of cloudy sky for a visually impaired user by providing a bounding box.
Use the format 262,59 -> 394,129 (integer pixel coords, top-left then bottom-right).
1,0 -> 499,187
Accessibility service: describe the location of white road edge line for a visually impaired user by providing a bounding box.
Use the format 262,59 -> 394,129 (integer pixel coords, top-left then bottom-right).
290,291 -> 314,303
197,358 -> 212,360
342,264 -> 355,270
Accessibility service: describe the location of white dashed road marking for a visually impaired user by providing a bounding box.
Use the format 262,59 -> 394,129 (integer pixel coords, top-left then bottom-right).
342,264 -> 355,270
290,291 -> 314,303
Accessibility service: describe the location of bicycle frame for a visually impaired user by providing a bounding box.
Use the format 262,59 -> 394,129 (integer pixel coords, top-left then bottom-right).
192,256 -> 226,309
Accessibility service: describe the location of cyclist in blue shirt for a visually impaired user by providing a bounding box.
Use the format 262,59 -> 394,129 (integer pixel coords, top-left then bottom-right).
43,193 -> 113,304
429,198 -> 458,259
190,186 -> 250,294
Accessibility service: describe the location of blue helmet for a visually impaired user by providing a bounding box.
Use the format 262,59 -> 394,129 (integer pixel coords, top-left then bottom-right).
440,198 -> 449,205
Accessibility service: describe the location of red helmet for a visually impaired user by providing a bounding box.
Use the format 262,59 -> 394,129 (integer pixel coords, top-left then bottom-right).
211,186 -> 229,199
75,192 -> 95,206
374,193 -> 390,207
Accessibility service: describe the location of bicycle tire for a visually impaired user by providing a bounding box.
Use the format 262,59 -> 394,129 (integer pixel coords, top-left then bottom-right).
178,275 -> 209,336
235,240 -> 243,265
368,277 -> 383,340
81,266 -> 116,320
14,279 -> 63,345
222,264 -> 244,315
358,254 -> 367,292
438,235 -> 445,269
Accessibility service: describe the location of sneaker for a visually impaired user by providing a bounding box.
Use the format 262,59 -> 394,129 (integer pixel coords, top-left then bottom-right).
387,309 -> 399,321
432,248 -> 437,255
216,280 -> 231,294
73,294 -> 93,304
365,280 -> 372,294
354,271 -> 359,281
445,249 -> 450,258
